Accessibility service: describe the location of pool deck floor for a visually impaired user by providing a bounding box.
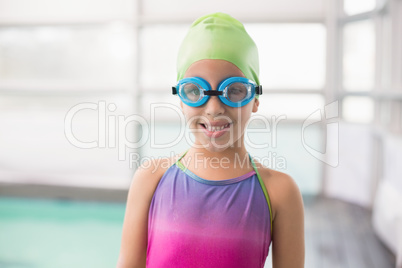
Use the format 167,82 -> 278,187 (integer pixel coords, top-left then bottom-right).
302,195 -> 396,268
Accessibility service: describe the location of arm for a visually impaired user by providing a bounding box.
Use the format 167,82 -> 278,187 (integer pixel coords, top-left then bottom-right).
116,160 -> 166,268
270,173 -> 305,268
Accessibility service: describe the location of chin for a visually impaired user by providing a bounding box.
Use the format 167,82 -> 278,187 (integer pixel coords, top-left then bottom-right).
198,139 -> 237,153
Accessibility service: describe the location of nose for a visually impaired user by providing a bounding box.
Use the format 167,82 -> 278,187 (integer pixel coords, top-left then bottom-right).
204,95 -> 225,116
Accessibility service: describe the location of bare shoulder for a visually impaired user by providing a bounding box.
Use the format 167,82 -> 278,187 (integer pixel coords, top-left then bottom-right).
252,160 -> 305,267
129,154 -> 181,196
118,154 -> 181,268
252,160 -> 301,196
252,161 -> 303,219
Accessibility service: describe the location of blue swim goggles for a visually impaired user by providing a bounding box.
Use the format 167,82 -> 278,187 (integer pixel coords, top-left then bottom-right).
172,77 -> 262,107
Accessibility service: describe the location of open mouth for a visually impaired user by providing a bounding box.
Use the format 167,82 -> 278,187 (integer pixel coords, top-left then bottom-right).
199,123 -> 231,132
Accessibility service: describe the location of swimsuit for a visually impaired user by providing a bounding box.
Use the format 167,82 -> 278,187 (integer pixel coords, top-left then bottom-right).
146,152 -> 273,268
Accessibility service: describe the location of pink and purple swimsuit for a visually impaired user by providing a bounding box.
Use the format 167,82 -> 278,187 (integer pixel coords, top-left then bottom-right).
147,153 -> 273,268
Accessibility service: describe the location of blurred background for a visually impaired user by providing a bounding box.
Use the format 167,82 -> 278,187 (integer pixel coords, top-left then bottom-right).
0,0 -> 401,267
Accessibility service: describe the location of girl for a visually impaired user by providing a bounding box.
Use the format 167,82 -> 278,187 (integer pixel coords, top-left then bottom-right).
117,12 -> 304,268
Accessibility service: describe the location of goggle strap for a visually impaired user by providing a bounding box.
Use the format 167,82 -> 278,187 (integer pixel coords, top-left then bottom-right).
255,85 -> 263,95
204,91 -> 223,96
172,87 -> 177,95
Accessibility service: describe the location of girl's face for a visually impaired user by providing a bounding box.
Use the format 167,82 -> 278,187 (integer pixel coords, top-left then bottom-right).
181,59 -> 259,152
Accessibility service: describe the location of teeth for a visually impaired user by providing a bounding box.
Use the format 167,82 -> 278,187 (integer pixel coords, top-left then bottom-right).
206,123 -> 230,132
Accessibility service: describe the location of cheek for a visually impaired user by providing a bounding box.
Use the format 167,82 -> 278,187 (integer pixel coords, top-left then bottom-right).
181,105 -> 192,117
182,107 -> 201,126
233,107 -> 253,124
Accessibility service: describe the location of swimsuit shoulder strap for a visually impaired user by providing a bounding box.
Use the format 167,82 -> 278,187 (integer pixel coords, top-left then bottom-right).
175,149 -> 189,171
249,154 -> 273,236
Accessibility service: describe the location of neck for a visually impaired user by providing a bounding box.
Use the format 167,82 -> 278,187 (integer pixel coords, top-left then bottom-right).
185,145 -> 250,170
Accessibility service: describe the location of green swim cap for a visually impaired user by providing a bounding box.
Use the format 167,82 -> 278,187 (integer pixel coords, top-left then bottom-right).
176,12 -> 260,85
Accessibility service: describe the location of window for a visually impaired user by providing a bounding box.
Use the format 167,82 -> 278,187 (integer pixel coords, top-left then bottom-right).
342,96 -> 374,123
342,20 -> 375,91
343,0 -> 376,15
246,23 -> 326,90
139,25 -> 188,90
0,24 -> 135,90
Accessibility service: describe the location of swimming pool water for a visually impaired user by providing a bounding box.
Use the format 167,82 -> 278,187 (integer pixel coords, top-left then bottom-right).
0,197 -> 125,268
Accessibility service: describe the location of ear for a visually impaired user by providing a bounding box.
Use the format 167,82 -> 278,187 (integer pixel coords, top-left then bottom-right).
252,98 -> 259,113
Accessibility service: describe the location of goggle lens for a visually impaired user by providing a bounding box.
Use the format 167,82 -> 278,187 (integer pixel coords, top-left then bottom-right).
173,77 -> 262,107
181,83 -> 202,103
226,82 -> 250,103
